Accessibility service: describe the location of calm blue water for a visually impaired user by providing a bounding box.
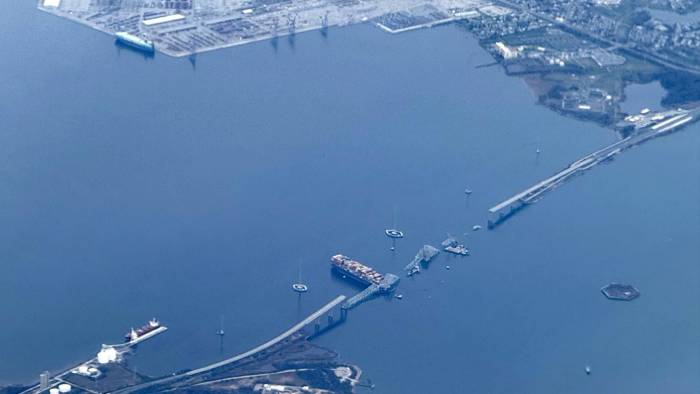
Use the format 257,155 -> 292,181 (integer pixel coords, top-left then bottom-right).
622,82 -> 667,114
1,2 -> 699,393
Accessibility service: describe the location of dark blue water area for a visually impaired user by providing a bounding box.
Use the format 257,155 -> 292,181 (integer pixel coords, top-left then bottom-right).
622,81 -> 667,114
1,2 -> 699,393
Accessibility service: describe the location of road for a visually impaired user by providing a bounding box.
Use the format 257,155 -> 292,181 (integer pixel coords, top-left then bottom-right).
19,326 -> 170,394
488,108 -> 698,227
494,0 -> 700,76
112,295 -> 347,394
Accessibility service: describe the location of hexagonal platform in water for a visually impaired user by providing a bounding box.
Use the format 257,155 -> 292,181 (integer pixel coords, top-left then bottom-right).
601,283 -> 640,301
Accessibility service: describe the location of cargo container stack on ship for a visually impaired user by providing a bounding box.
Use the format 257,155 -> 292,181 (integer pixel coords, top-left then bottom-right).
331,254 -> 400,310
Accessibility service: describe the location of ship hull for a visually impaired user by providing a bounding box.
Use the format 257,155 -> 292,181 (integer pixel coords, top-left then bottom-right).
330,254 -> 383,286
126,326 -> 167,345
332,266 -> 372,287
116,36 -> 155,53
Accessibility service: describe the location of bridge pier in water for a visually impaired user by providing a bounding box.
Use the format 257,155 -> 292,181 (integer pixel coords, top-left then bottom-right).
488,199 -> 526,228
307,300 -> 347,339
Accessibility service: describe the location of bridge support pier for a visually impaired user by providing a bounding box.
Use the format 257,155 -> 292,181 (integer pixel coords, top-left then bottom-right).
306,302 -> 347,339
488,199 -> 525,228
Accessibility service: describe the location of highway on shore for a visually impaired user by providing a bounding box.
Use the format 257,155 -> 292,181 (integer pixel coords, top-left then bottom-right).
111,295 -> 347,394
494,0 -> 700,76
18,328 -> 167,394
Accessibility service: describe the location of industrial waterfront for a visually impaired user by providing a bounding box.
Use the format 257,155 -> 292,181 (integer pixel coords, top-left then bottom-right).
36,0 -> 492,57
2,2 -> 699,393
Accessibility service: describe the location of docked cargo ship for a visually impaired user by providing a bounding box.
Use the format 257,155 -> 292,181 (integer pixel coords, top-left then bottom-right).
124,318 -> 163,343
331,254 -> 384,286
115,32 -> 155,53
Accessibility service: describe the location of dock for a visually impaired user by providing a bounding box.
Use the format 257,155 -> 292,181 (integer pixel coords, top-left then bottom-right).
37,0 -> 490,57
40,296 -> 348,394
19,321 -> 168,394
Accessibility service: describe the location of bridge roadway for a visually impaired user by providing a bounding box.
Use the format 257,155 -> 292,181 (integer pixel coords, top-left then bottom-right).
112,295 -> 347,394
488,110 -> 697,227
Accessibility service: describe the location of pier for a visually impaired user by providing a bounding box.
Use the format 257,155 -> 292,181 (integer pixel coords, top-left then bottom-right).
19,322 -> 167,394
37,0 -> 488,58
488,108 -> 697,228
20,297 -> 347,394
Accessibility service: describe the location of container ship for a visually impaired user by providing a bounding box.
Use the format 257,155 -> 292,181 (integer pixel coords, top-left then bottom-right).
124,318 -> 165,343
115,32 -> 155,53
331,254 -> 384,286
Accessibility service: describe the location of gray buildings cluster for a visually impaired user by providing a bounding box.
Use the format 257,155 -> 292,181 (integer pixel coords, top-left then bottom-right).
499,0 -> 700,71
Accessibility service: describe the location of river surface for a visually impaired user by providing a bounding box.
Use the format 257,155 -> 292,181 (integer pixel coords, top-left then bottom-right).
1,2 -> 699,393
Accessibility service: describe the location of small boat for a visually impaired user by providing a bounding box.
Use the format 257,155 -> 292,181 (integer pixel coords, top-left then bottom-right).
385,229 -> 404,238
472,225 -> 482,231
464,188 -> 472,195
585,365 -> 591,375
292,283 -> 308,293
